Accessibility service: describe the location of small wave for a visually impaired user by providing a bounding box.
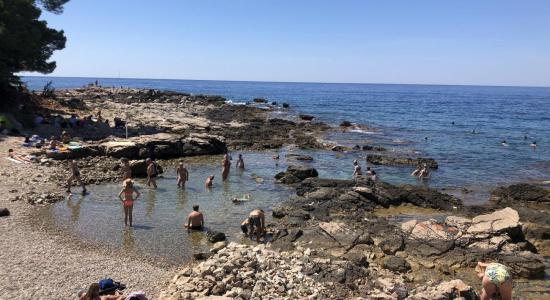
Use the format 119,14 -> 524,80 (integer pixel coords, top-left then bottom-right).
348,128 -> 378,134
225,100 -> 247,105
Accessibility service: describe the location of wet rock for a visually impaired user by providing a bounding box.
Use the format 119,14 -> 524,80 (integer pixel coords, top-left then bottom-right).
331,145 -> 351,152
340,120 -> 352,127
373,182 -> 462,210
275,165 -> 318,183
362,145 -> 387,151
207,230 -> 226,243
0,208 -> 10,217
490,183 -> 550,205
382,256 -> 411,273
211,241 -> 227,253
285,153 -> 314,161
253,98 -> 267,103
282,103 -> 289,108
367,154 -> 438,169
299,114 -> 315,121
193,252 -> 212,260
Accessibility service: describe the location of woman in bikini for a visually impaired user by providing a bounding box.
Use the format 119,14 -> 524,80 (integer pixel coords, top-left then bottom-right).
118,179 -> 140,227
476,261 -> 513,300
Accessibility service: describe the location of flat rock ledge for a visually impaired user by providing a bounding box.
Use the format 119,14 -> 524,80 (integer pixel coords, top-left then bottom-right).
159,243 -> 478,300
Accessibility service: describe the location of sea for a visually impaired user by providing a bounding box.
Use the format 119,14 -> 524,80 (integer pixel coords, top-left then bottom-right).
22,76 -> 550,263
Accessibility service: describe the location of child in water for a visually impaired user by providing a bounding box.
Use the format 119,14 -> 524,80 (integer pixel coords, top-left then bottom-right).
118,179 -> 140,227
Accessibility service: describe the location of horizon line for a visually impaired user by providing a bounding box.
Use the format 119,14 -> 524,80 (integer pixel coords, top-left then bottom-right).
20,74 -> 550,89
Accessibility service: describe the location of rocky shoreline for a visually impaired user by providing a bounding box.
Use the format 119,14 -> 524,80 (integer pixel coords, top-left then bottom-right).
1,86 -> 549,299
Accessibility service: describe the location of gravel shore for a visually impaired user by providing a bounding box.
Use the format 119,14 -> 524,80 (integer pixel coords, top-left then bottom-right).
0,137 -> 175,299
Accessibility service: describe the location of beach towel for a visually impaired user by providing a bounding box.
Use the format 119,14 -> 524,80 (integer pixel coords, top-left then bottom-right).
5,157 -> 23,164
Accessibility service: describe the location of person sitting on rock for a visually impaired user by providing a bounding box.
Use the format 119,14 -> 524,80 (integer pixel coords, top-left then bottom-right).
120,157 -> 132,180
248,209 -> 265,242
176,162 -> 189,189
205,174 -> 214,188
184,205 -> 204,231
67,160 -> 87,194
146,158 -> 157,189
352,160 -> 362,179
236,154 -> 245,169
476,261 -> 512,300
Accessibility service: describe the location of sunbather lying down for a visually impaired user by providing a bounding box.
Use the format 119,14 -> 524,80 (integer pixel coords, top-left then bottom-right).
7,149 -> 33,163
78,283 -> 146,300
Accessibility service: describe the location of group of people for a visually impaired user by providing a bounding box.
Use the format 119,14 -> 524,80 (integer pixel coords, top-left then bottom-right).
411,163 -> 430,179
352,159 -> 377,180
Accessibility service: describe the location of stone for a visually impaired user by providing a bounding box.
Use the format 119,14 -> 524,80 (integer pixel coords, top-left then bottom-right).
285,154 -> 314,161
467,207 -> 522,239
253,98 -> 267,103
275,166 -> 318,183
382,256 -> 411,273
0,208 -> 10,217
299,114 -> 315,121
366,154 -> 438,169
207,230 -> 226,243
340,120 -> 352,127
491,183 -> 550,204
379,235 -> 404,255
211,241 -> 227,252
100,141 -> 139,158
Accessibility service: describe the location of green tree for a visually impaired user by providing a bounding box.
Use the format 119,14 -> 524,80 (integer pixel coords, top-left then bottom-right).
0,0 -> 69,87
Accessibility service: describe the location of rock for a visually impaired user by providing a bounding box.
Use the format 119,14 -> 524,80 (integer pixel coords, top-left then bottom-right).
367,154 -> 438,169
373,182 -> 462,210
211,241 -> 227,253
331,145 -> 351,152
253,98 -> 267,103
382,256 -> 411,273
0,208 -> 10,217
340,120 -> 352,127
491,183 -> 550,205
409,279 -> 477,300
362,145 -> 387,151
299,114 -> 315,121
129,160 -> 148,177
379,235 -> 404,255
207,230 -> 226,243
275,166 -> 318,183
193,252 -> 212,260
100,141 -> 139,158
467,207 -> 523,240
282,103 -> 290,108
285,154 -> 314,161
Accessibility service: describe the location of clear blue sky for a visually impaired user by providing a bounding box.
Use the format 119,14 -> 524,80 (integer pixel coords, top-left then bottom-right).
21,0 -> 550,86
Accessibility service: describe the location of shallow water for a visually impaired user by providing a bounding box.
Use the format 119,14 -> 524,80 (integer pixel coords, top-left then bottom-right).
50,152 -> 294,264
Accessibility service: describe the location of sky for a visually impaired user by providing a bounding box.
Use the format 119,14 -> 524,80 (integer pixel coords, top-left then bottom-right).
20,0 -> 550,86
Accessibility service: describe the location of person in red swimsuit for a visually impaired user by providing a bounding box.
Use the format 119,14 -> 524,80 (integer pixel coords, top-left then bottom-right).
118,179 -> 140,227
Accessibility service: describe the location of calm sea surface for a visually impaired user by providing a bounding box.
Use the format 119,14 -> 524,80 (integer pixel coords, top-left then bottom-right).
23,76 -> 550,262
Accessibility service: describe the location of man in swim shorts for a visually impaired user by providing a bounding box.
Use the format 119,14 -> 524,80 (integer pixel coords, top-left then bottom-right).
248,209 -> 265,242
67,160 -> 86,194
476,261 -> 512,300
146,158 -> 157,189
185,205 -> 204,231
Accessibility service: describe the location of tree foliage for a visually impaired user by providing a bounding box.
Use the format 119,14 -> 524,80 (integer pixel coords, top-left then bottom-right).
0,0 -> 69,86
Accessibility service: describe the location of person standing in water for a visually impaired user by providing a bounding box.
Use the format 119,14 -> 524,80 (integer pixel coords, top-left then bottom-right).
352,160 -> 362,179
67,160 -> 86,194
236,154 -> 245,169
176,162 -> 189,188
221,154 -> 231,181
146,158 -> 158,189
476,261 -> 512,300
185,205 -> 204,231
205,174 -> 215,188
120,157 -> 132,180
118,179 -> 140,227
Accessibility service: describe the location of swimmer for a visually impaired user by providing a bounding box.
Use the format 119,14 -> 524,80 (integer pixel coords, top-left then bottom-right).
472,129 -> 476,134
424,137 -> 428,141
501,140 -> 508,147
419,164 -> 430,179
370,170 -> 378,181
232,194 -> 251,203
118,179 -> 140,227
221,154 -> 231,181
185,205 -> 204,231
176,162 -> 189,188
146,158 -> 158,189
530,141 -> 537,148
352,160 -> 362,179
67,160 -> 86,194
120,157 -> 131,180
205,174 -> 214,188
273,154 -> 280,160
476,261 -> 512,300
366,166 -> 373,176
236,154 -> 245,169
451,121 -> 455,125
411,165 -> 422,177
524,135 -> 528,140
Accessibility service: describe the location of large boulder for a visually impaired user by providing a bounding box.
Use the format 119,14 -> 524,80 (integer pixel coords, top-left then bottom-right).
382,256 -> 411,273
285,153 -> 314,161
275,165 -> 318,183
181,133 -> 226,156
373,182 -> 461,210
100,141 -> 139,159
367,154 -> 438,169
467,207 -> 522,239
